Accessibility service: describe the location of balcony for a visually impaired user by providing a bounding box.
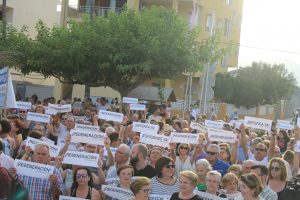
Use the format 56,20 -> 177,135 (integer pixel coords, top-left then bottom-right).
68,6 -> 122,19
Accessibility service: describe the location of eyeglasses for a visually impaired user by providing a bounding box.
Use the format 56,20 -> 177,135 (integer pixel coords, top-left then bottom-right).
270,166 -> 281,171
206,151 -> 217,156
76,174 -> 88,179
165,164 -> 175,169
180,146 -> 188,150
140,188 -> 151,193
255,148 -> 266,152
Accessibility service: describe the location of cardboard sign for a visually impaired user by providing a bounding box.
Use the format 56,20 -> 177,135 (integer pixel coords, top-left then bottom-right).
170,132 -> 199,144
48,103 -> 72,113
103,147 -> 118,157
70,129 -> 106,146
195,190 -> 228,200
229,120 -> 244,129
277,120 -> 293,130
14,159 -> 54,179
122,97 -> 138,104
294,141 -> 300,153
140,132 -> 170,148
190,122 -> 207,133
244,116 -> 272,131
16,101 -> 32,110
99,110 -> 123,123
62,151 -> 99,167
132,122 -> 159,133
129,104 -> 146,111
102,185 -> 134,200
208,128 -> 236,143
149,194 -> 171,200
59,196 -> 86,200
75,123 -> 100,132
26,137 -> 60,157
27,112 -> 51,124
205,120 -> 224,129
45,107 -> 57,115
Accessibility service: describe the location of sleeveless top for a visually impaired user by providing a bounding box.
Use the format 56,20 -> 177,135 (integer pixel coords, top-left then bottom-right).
71,187 -> 92,199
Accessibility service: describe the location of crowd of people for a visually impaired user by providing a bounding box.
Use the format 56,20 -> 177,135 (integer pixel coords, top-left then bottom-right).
0,94 -> 299,200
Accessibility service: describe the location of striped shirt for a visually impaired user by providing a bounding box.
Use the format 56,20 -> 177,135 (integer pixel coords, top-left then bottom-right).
150,176 -> 180,195
260,186 -> 278,200
17,167 -> 63,200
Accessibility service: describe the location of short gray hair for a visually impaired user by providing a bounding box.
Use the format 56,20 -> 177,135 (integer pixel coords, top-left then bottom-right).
206,170 -> 222,182
118,144 -> 131,157
196,159 -> 212,171
207,144 -> 220,153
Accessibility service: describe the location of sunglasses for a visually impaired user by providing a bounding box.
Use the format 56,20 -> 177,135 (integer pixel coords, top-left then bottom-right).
255,148 -> 266,152
165,164 -> 175,169
206,151 -> 217,156
76,174 -> 88,179
180,146 -> 188,150
61,118 -> 68,120
270,166 -> 281,171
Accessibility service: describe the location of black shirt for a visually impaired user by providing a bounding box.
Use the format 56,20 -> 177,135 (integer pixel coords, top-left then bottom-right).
133,164 -> 156,178
170,192 -> 203,200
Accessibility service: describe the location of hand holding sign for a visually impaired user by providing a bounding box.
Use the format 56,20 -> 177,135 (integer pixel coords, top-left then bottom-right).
49,174 -> 58,185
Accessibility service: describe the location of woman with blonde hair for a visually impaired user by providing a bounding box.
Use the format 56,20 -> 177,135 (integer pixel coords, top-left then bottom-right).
130,177 -> 151,200
221,172 -> 242,199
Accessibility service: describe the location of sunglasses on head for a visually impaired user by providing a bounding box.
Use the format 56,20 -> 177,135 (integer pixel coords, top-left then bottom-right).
165,164 -> 175,169
206,151 -> 217,156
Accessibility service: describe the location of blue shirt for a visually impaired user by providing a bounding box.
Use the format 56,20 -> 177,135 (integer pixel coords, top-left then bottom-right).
212,159 -> 230,176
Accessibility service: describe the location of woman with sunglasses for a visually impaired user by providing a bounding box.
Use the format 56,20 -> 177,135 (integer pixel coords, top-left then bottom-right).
69,167 -> 101,200
130,177 -> 151,200
267,158 -> 288,200
150,156 -> 179,196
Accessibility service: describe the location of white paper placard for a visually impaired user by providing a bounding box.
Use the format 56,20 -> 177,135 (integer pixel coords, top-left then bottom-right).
122,97 -> 138,104
45,107 -> 57,115
75,123 -> 100,132
190,122 -> 207,133
41,137 -> 55,144
132,122 -> 159,133
149,194 -> 171,200
297,118 -> 300,127
195,190 -> 228,200
170,132 -> 199,144
294,141 -> 300,153
71,129 -> 106,146
63,151 -> 99,168
205,120 -> 224,129
57,138 -> 77,151
99,110 -> 123,123
27,112 -> 51,124
244,116 -> 272,131
102,185 -> 134,200
277,121 -> 293,130
105,177 -> 138,186
103,147 -> 118,157
48,103 -> 72,113
16,101 -> 32,110
208,128 -> 236,143
59,196 -> 86,200
14,159 -> 55,179
140,132 -> 170,148
229,120 -> 244,129
26,137 -> 60,157
129,104 -> 146,111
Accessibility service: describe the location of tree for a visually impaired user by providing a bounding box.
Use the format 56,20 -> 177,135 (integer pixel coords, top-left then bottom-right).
2,6 -> 224,97
213,62 -> 297,108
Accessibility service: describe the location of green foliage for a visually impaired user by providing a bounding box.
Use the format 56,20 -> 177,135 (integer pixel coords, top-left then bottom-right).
1,6 -> 225,96
213,62 -> 297,108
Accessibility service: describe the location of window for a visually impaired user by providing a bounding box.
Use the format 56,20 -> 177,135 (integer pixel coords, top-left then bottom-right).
226,0 -> 233,6
206,13 -> 213,31
221,54 -> 229,68
224,19 -> 231,37
217,19 -> 222,31
196,5 -> 204,27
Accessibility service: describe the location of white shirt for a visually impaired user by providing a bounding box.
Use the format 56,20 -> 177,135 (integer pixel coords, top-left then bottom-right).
0,151 -> 14,169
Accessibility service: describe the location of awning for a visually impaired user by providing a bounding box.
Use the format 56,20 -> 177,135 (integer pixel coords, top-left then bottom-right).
128,86 -> 177,102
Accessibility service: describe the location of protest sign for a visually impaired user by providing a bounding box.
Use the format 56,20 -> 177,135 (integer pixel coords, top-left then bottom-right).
105,177 -> 137,186
208,128 -> 236,143
102,185 -> 134,200
99,110 -> 123,123
140,132 -> 170,148
0,67 -> 16,109
73,116 -> 86,121
75,123 -> 100,132
63,151 -> 99,167
149,194 -> 171,200
122,97 -> 138,104
57,138 -> 77,151
59,196 -> 86,200
190,122 -> 207,133
103,147 -> 118,157
229,120 -> 244,129
14,159 -> 54,179
170,132 -> 199,144
277,120 -> 293,130
27,112 -> 51,124
205,120 -> 224,129
297,118 -> 300,127
45,107 -> 57,115
48,103 -> 72,113
129,104 -> 146,111
26,137 -> 60,157
194,190 -> 228,200
16,101 -> 32,110
295,141 -> 300,153
132,122 -> 159,133
244,116 -> 272,131
71,129 -> 106,146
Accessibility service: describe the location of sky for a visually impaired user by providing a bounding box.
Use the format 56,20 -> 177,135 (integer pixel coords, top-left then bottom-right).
238,0 -> 300,85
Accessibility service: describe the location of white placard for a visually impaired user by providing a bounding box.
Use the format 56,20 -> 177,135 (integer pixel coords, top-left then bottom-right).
122,97 -> 138,104
57,138 -> 77,151
48,103 -> 72,113
297,118 -> 300,127
149,194 -> 171,200
45,107 -> 57,115
70,129 -> 106,146
244,116 -> 272,131
140,132 -> 170,148
294,141 -> 300,153
132,122 -> 159,133
14,159 -> 55,179
190,122 -> 207,133
170,132 -> 199,144
105,177 -> 138,186
26,137 -> 60,157
73,116 -> 87,121
205,120 -> 224,129
99,110 -> 123,123
277,121 -> 293,130
208,128 -> 236,143
75,123 -> 100,132
102,185 -> 134,200
229,120 -> 244,129
16,101 -> 32,110
63,151 -> 99,167
59,196 -> 86,200
27,112 -> 51,124
129,104 -> 146,111
195,190 -> 228,200
103,147 -> 118,157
